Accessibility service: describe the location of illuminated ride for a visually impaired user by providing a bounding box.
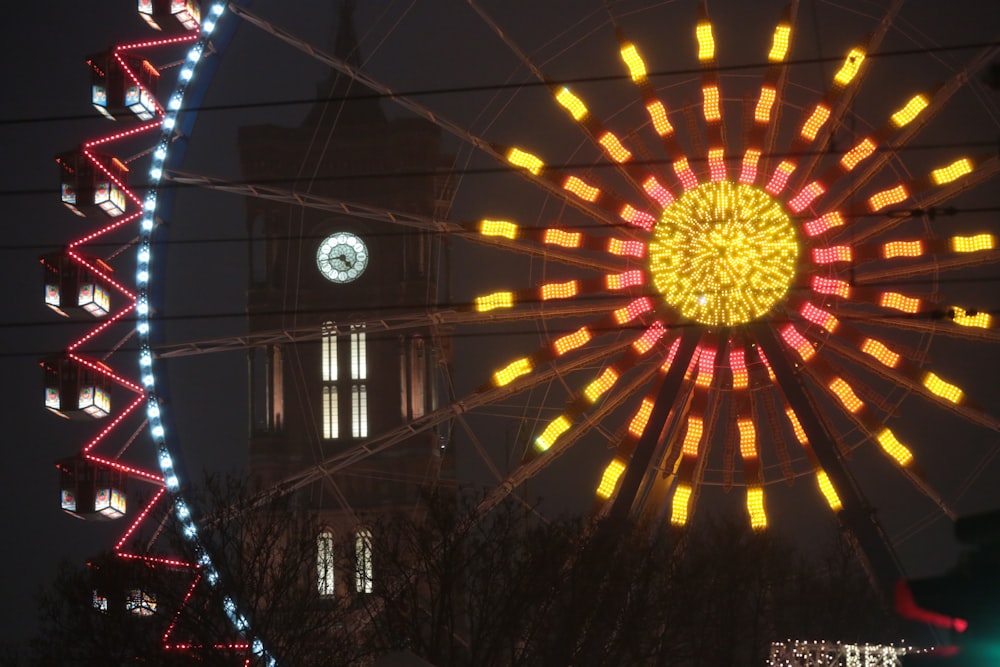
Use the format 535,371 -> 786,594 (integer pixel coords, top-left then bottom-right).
43,0 -> 1000,661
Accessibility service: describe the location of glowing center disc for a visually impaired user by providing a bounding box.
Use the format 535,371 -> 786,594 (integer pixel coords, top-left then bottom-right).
648,181 -> 799,326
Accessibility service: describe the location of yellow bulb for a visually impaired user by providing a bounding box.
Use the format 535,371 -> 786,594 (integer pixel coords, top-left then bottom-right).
563,176 -> 600,202
951,234 -> 995,253
882,240 -> 923,259
879,292 -> 921,314
829,377 -> 863,413
475,291 -> 514,312
543,228 -> 581,248
584,367 -> 619,403
535,415 -> 571,452
952,306 -> 991,329
681,416 -> 703,456
738,418 -> 756,459
800,104 -> 830,141
480,219 -> 518,239
755,87 -> 776,123
746,487 -> 767,530
671,484 -> 693,525
876,428 -> 914,466
596,459 -> 626,499
868,184 -> 908,211
628,398 -> 654,437
834,47 -> 866,86
555,87 -> 588,121
840,138 -> 876,171
923,372 -> 963,404
645,100 -> 673,136
540,280 -> 578,301
696,22 -> 715,61
599,132 -> 632,163
620,43 -> 647,82
931,158 -> 973,185
816,471 -> 843,511
492,358 -> 532,387
507,147 -> 544,175
553,327 -> 591,356
861,338 -> 900,368
702,85 -> 721,122
786,407 -> 809,445
769,24 -> 791,62
891,94 -> 929,128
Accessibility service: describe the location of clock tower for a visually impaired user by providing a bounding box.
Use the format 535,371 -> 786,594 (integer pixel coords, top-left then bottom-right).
238,1 -> 455,592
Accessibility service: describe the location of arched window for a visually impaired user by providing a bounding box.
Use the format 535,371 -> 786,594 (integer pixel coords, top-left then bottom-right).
355,528 -> 373,593
317,529 -> 335,596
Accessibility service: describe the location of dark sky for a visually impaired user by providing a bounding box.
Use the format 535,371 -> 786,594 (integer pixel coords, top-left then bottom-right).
3,0 -> 1000,653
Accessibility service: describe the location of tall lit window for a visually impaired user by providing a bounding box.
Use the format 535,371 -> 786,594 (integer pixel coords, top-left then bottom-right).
321,323 -> 338,439
355,528 -> 373,593
317,529 -> 335,596
350,325 -> 368,438
320,322 -> 368,439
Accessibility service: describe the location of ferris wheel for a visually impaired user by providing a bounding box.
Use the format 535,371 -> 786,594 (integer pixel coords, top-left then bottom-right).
45,0 -> 1000,661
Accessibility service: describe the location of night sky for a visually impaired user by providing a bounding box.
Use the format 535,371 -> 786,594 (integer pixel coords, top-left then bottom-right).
3,0 -> 1000,653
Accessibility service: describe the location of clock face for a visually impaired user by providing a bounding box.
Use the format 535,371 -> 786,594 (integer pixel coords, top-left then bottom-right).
316,232 -> 369,283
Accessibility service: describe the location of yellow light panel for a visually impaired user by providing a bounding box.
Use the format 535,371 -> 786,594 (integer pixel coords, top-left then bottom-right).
555,87 -> 588,121
879,292 -> 921,314
876,428 -> 914,466
891,94 -> 929,128
769,24 -> 791,62
829,377 -> 863,413
646,100 -> 674,136
620,43 -> 647,82
642,176 -> 674,207
596,459 -> 626,499
606,270 -> 643,290
746,487 -> 767,530
535,415 -> 572,452
492,358 -> 532,387
619,204 -> 656,231
681,416 -> 703,456
540,280 -> 578,300
543,228 -> 582,248
738,418 -> 757,459
834,48 -> 866,86
696,22 -> 715,61
613,298 -> 652,324
840,138 -> 876,171
923,372 -> 963,404
480,219 -> 518,239
861,338 -> 900,368
755,86 -> 776,123
633,321 -> 666,355
708,148 -> 726,182
553,327 -> 591,356
648,181 -> 799,325
781,324 -> 815,361
584,367 -> 619,403
785,407 -> 808,445
952,306 -> 991,329
804,211 -> 844,237
740,149 -> 761,184
931,158 -> 973,185
673,158 -> 699,190
882,240 -> 923,259
730,349 -> 748,390
671,484 -> 693,525
563,175 -> 600,202
703,85 -> 721,122
811,276 -> 850,298
507,147 -> 543,175
800,104 -> 831,141
868,184 -> 909,212
474,291 -> 514,312
607,238 -> 646,258
599,132 -> 633,163
816,471 -> 843,511
765,160 -> 796,195
951,234 -> 995,253
628,398 -> 654,437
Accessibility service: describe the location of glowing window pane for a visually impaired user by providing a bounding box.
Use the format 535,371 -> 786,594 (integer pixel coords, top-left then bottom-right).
633,321 -> 666,355
507,148 -> 543,175
879,292 -> 920,314
829,377 -> 863,413
923,372 -> 963,404
317,530 -> 335,596
555,87 -> 588,120
811,276 -> 850,298
702,85 -> 721,122
812,245 -> 851,264
891,94 -> 928,128
882,240 -> 923,258
834,48 -> 866,86
619,205 -> 656,231
480,219 -> 518,239
868,184 -> 909,212
747,487 -> 767,529
584,368 -> 619,403
322,323 -> 337,382
354,530 -> 373,594
544,228 -> 582,248
681,416 -> 703,456
840,138 -> 876,171
781,325 -> 815,361
607,238 -> 646,258
493,358 -> 532,387
952,306 -> 990,328
804,211 -> 844,237
620,43 -> 647,81
861,338 -> 900,368
951,234 -> 994,253
876,428 -> 914,466
801,302 -> 838,331
673,158 -> 699,190
553,327 -> 591,356
671,484 -> 693,525
696,22 -> 715,61
646,100 -> 674,136
642,176 -> 674,207
475,291 -> 514,312
535,415 -> 571,452
606,270 -> 643,291
596,459 -> 626,499
352,384 -> 367,438
816,471 -> 843,511
350,326 -> 366,380
931,158 -> 973,185
800,104 -> 830,141
765,160 -> 796,195
599,132 -> 632,163
788,181 -> 825,213
755,87 -> 776,123
541,280 -> 578,300
708,148 -> 726,181
739,149 -> 761,184
322,385 -> 338,439
769,24 -> 791,61
738,419 -> 757,459
613,298 -> 652,324
563,176 -> 600,202
628,398 -> 655,437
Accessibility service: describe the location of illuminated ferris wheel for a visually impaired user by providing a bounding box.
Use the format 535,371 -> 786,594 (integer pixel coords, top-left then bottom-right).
44,0 -> 1000,660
